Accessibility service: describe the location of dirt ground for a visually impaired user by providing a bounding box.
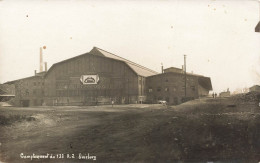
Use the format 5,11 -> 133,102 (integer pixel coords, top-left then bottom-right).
1,97 -> 260,163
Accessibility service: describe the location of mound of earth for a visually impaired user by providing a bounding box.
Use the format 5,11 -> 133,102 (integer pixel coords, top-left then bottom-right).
231,92 -> 260,104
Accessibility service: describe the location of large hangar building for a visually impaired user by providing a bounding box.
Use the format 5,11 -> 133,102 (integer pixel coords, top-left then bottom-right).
5,47 -> 212,106
44,47 -> 158,105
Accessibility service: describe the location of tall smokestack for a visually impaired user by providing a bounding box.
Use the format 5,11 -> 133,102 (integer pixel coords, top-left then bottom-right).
44,62 -> 47,71
184,55 -> 187,97
40,47 -> 43,72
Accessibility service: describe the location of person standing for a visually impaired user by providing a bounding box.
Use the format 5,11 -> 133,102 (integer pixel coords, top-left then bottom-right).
111,100 -> 114,107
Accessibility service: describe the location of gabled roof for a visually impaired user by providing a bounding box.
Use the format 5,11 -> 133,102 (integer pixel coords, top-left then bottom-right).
250,85 -> 260,89
90,47 -> 158,77
198,76 -> 212,90
4,73 -> 45,84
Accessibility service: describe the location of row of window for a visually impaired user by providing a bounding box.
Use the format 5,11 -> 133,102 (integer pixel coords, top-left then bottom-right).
56,83 -> 125,89
24,89 -> 44,96
33,82 -> 44,86
56,89 -> 124,97
148,86 -> 195,93
151,78 -> 195,83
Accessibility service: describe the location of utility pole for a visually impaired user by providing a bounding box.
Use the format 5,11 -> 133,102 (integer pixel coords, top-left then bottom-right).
127,78 -> 129,104
184,55 -> 187,98
256,0 -> 260,32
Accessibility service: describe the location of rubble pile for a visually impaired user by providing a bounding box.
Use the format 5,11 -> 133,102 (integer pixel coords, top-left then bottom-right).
231,91 -> 260,104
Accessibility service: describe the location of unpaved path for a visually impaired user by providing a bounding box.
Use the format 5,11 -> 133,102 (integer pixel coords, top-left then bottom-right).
0,98 -> 260,162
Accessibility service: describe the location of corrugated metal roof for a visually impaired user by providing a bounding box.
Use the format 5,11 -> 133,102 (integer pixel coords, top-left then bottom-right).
4,74 -> 44,84
198,76 -> 213,90
90,47 -> 158,77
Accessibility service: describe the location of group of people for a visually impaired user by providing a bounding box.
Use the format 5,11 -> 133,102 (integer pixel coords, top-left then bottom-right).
212,92 -> 218,98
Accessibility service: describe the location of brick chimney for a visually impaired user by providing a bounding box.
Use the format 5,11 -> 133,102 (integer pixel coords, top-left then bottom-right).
39,47 -> 43,72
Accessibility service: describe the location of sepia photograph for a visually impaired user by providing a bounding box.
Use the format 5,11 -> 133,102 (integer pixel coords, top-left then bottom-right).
0,0 -> 260,162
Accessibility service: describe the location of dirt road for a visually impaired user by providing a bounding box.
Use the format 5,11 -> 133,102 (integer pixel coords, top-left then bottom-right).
0,97 -> 260,162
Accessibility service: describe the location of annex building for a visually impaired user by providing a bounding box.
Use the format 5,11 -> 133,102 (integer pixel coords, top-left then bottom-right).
5,47 -> 212,106
146,67 -> 212,105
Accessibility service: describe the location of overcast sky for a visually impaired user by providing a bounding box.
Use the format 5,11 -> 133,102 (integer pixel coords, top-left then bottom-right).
0,0 -> 259,93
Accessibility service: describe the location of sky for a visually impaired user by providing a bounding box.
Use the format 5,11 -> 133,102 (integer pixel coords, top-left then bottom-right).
0,0 -> 259,93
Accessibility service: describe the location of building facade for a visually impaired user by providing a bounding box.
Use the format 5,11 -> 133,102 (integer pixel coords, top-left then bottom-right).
249,85 -> 260,92
5,72 -> 46,107
5,47 -> 212,106
146,68 -> 212,105
43,47 -> 157,105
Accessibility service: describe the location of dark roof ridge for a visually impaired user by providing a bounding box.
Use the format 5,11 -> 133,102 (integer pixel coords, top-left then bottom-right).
146,71 -> 206,78
94,47 -> 158,74
4,75 -> 43,84
51,52 -> 90,67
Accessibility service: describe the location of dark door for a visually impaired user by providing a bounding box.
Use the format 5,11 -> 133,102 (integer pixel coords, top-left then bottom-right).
21,100 -> 30,107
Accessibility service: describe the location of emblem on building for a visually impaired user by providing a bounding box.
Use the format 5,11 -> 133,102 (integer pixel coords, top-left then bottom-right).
80,75 -> 99,85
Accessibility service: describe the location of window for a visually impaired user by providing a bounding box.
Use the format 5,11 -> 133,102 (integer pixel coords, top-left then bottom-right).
25,89 -> 29,96
148,88 -> 153,93
165,79 -> 168,82
33,90 -> 36,95
165,87 -> 169,92
157,87 -> 161,92
191,86 -> 195,91
42,82 -> 44,86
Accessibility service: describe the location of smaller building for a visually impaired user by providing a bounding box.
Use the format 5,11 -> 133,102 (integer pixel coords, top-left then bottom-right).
249,85 -> 260,92
146,67 -> 212,105
5,72 -> 46,107
219,88 -> 231,97
219,91 -> 230,97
